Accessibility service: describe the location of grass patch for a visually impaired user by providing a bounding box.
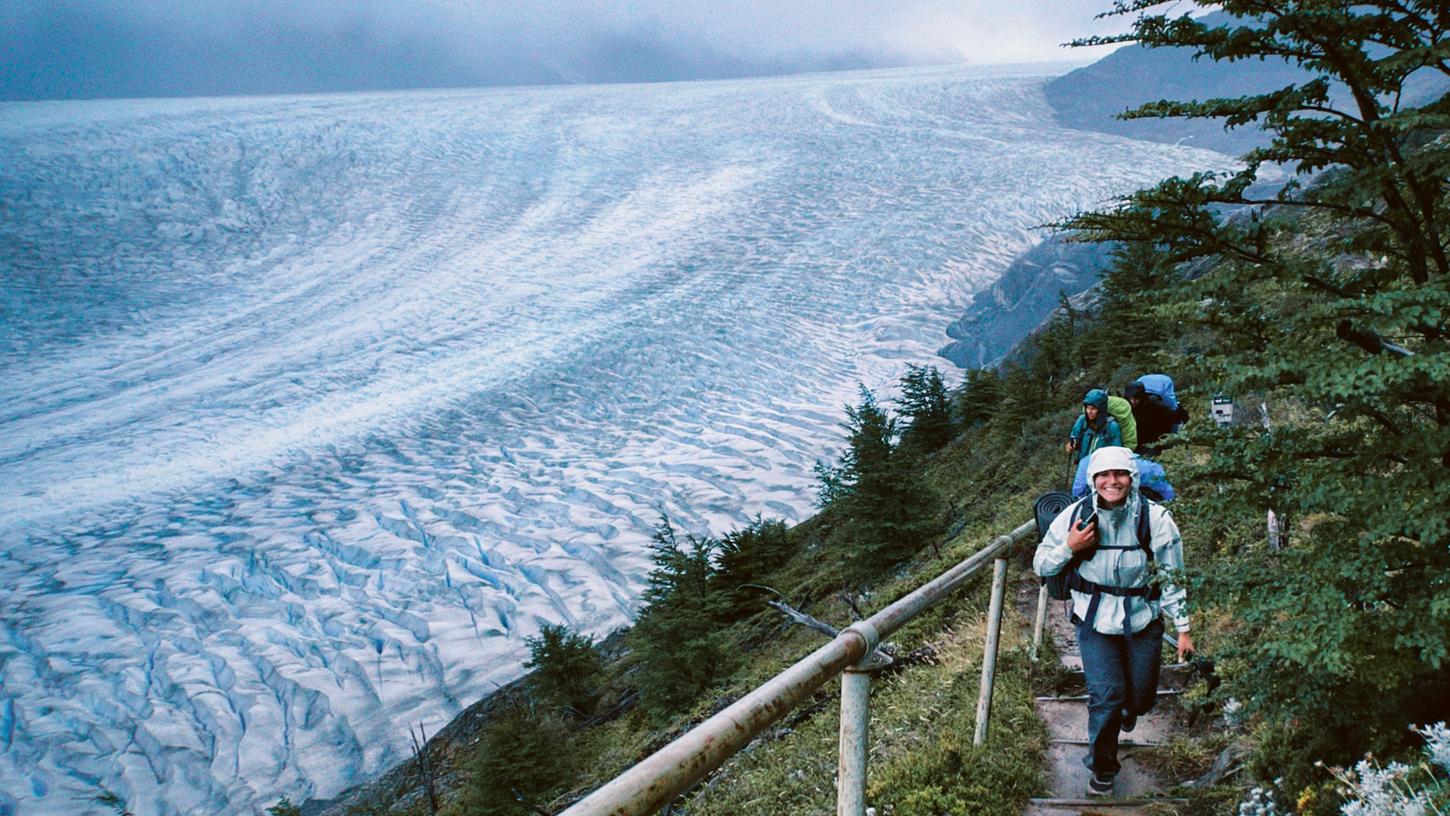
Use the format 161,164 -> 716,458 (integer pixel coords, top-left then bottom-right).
685,577 -> 1047,816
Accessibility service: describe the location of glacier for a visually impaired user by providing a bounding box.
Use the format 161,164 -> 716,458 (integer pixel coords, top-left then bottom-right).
0,65 -> 1227,815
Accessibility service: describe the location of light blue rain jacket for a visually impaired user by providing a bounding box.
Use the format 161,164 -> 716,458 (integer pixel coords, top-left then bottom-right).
1036,447 -> 1190,636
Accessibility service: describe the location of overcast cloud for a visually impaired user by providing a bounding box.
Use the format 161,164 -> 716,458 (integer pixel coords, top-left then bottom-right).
1,0 -> 1130,100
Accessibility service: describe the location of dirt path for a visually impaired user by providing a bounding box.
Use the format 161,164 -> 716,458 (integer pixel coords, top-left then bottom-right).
1017,580 -> 1190,816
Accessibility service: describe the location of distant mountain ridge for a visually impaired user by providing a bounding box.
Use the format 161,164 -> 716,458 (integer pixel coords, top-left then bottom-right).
1044,11 -> 1450,156
1044,13 -> 1311,156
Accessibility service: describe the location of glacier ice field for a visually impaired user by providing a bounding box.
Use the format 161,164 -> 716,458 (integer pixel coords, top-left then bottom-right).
0,64 -> 1226,814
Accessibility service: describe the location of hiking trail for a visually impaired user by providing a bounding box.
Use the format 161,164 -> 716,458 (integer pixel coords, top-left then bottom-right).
1018,581 -> 1194,816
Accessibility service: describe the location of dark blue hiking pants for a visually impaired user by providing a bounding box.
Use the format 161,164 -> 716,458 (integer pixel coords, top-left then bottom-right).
1076,617 -> 1163,777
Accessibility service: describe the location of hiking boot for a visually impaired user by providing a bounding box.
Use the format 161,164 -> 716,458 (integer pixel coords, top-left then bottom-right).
1120,708 -> 1137,733
1087,775 -> 1115,797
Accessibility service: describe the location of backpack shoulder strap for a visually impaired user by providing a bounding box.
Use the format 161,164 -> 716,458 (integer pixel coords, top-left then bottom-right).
1136,499 -> 1155,562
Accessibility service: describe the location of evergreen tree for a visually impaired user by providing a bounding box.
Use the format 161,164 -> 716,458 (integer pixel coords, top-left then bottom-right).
715,517 -> 794,620
953,367 -> 1004,429
896,364 -> 956,452
1023,294 -> 1091,390
630,519 -> 735,717
996,361 -> 1051,431
1064,0 -> 1450,783
524,623 -> 603,718
817,386 -> 943,580
1093,242 -> 1181,367
459,701 -> 580,816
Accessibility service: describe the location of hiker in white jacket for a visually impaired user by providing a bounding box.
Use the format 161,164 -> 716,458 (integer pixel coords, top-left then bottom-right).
1034,446 -> 1194,797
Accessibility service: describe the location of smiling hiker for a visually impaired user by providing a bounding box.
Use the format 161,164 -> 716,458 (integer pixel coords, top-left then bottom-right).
1071,450 -> 1175,502
1064,389 -> 1123,468
1033,446 -> 1194,797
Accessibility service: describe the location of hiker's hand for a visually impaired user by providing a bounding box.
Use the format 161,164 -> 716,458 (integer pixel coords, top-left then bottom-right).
1064,439 -> 1076,453
1176,632 -> 1195,662
1066,518 -> 1097,553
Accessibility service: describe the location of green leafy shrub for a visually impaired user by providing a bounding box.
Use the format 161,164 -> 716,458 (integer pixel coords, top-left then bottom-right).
449,701 -> 582,816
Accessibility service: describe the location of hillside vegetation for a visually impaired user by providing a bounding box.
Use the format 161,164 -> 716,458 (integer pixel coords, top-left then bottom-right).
296,3 -> 1449,815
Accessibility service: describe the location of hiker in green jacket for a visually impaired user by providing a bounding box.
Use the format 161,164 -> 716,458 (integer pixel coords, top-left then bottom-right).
1065,389 -> 1123,467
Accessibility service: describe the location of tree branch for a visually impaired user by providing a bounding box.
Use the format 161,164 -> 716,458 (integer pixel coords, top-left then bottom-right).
1335,320 -> 1416,357
739,584 -> 840,638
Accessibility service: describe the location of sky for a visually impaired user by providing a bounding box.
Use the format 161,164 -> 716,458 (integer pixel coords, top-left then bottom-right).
0,0 -> 1132,101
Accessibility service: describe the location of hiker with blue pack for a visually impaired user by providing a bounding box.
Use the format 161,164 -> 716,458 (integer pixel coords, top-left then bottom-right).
1064,389 -> 1123,466
1034,446 -> 1193,798
1125,374 -> 1189,454
1071,451 -> 1175,502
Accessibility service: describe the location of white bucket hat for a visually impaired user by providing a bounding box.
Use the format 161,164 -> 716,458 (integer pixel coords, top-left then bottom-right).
1086,446 -> 1137,483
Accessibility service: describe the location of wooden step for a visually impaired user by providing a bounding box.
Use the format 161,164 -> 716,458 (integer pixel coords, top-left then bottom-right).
1034,698 -> 1177,745
1026,796 -> 1187,816
1042,742 -> 1172,801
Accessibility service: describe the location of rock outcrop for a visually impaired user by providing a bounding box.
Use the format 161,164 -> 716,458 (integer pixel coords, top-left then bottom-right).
938,236 -> 1116,369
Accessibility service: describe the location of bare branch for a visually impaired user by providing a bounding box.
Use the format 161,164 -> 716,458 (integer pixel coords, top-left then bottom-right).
839,591 -> 868,621
1335,320 -> 1416,357
766,600 -> 841,639
511,788 -> 554,816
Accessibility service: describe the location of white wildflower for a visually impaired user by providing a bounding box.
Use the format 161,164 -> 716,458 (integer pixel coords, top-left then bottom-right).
1412,722 -> 1450,773
1239,786 -> 1280,816
1338,758 -> 1432,816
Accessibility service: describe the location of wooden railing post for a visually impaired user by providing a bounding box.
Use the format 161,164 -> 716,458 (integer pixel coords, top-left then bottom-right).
562,520 -> 1037,816
974,555 -> 1010,745
1031,583 -> 1048,662
836,637 -> 891,816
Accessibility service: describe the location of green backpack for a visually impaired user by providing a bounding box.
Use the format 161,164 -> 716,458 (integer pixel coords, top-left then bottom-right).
1106,394 -> 1138,450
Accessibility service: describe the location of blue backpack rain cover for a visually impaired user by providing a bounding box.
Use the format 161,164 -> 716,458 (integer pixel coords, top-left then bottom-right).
1135,374 -> 1179,411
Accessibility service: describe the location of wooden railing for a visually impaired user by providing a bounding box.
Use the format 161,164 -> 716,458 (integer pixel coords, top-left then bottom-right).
561,518 -> 1039,816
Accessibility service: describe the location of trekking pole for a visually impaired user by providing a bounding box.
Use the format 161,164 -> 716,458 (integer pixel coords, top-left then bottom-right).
1065,446 -> 1076,492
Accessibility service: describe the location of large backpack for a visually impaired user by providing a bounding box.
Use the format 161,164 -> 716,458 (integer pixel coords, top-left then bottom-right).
1070,454 -> 1175,501
1106,394 -> 1138,450
1042,497 -> 1156,602
1136,374 -> 1179,411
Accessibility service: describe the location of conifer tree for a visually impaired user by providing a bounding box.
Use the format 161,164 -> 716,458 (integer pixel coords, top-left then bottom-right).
524,623 -> 603,718
461,700 -> 579,816
896,364 -> 956,452
629,519 -> 735,717
715,517 -> 793,620
817,386 -> 943,580
1026,295 -> 1087,390
1064,0 -> 1450,779
953,367 -> 1004,429
1093,242 -> 1180,367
